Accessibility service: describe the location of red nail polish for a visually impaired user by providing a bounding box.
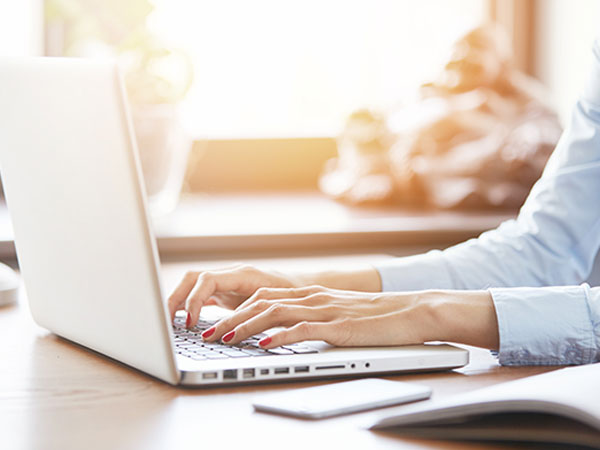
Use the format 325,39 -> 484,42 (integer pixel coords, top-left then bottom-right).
185,312 -> 191,328
258,336 -> 272,347
202,327 -> 215,339
222,331 -> 235,343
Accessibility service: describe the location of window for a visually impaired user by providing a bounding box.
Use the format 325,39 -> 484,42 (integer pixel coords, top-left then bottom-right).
0,0 -> 42,56
148,0 -> 488,138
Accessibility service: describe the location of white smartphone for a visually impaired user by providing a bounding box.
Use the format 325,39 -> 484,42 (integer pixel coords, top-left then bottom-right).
252,378 -> 432,419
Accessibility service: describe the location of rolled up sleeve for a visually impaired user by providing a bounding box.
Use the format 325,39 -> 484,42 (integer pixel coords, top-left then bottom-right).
490,285 -> 600,365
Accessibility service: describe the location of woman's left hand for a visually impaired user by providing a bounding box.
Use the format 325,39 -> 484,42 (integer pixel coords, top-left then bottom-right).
199,285 -> 499,350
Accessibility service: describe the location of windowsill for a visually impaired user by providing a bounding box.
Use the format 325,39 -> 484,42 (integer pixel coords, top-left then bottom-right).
187,129 -> 337,141
0,191 -> 515,260
151,191 -> 514,256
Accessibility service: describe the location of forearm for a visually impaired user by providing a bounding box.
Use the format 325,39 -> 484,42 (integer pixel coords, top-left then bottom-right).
294,265 -> 382,292
295,271 -> 500,350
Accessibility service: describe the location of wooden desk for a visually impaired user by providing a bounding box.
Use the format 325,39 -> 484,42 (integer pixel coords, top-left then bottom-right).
0,255 -> 558,450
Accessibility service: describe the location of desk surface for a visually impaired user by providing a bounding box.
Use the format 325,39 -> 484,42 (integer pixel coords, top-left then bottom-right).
0,255 -> 557,450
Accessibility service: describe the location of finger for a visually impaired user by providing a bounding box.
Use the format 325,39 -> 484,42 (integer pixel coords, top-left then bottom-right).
235,285 -> 323,311
220,304 -> 324,345
205,296 -> 338,342
185,268 -> 260,327
202,299 -> 273,341
167,271 -> 199,320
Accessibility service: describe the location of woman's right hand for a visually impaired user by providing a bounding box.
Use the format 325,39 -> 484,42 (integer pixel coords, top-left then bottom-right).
167,265 -> 301,327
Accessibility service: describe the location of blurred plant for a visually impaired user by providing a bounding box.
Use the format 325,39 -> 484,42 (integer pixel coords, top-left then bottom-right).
45,0 -> 193,105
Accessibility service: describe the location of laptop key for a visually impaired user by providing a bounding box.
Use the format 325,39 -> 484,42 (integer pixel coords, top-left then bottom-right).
203,343 -> 228,350
289,348 -> 318,354
205,352 -> 229,359
176,342 -> 196,348
240,348 -> 271,356
244,333 -> 268,341
221,350 -> 250,358
193,347 -> 212,354
267,347 -> 295,355
282,345 -> 319,354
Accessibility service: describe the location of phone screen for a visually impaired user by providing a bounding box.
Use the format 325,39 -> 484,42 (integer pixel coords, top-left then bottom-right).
253,378 -> 432,419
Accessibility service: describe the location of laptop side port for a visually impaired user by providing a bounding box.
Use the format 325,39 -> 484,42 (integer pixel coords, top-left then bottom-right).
223,369 -> 238,380
202,372 -> 218,380
242,368 -> 255,379
260,368 -> 269,376
274,367 -> 290,375
315,364 -> 345,370
293,366 -> 309,373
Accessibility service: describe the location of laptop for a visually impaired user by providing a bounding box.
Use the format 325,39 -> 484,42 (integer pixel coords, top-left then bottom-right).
0,58 -> 468,386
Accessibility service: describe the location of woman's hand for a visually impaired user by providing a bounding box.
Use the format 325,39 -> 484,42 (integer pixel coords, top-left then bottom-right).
167,265 -> 301,326
168,264 -> 499,351
199,286 -> 500,350
167,263 -> 383,327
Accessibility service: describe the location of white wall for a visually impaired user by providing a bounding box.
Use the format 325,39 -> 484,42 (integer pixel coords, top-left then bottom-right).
534,0 -> 600,125
0,0 -> 43,56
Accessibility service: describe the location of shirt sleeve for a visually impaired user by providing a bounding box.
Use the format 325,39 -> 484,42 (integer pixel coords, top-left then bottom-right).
375,38 -> 600,365
491,285 -> 600,365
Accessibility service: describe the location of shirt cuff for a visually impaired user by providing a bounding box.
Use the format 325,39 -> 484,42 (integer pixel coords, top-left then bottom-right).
490,285 -> 597,365
375,250 -> 455,292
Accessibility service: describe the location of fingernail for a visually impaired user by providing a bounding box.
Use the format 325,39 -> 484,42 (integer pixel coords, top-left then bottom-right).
202,327 -> 215,339
222,330 -> 235,343
185,312 -> 191,328
258,336 -> 272,347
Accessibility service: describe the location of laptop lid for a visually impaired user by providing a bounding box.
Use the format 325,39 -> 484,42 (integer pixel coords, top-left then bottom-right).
0,58 -> 179,385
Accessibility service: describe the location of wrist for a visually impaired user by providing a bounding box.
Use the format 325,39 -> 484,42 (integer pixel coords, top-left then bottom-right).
416,290 -> 500,350
292,266 -> 382,292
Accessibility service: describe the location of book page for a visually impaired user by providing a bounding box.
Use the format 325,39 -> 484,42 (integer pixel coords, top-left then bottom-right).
370,362 -> 600,444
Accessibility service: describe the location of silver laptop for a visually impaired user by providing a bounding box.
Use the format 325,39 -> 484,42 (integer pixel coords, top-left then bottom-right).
0,58 -> 468,386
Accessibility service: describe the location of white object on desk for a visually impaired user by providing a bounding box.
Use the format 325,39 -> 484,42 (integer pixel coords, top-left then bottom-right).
369,362 -> 600,447
0,262 -> 18,306
253,378 -> 432,419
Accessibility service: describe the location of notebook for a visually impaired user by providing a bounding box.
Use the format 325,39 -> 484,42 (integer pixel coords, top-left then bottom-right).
369,362 -> 600,447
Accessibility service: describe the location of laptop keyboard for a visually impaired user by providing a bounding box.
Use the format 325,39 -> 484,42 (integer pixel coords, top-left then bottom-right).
172,316 -> 319,361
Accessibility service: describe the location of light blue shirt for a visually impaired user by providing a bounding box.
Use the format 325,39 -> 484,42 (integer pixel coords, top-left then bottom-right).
376,39 -> 600,366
